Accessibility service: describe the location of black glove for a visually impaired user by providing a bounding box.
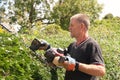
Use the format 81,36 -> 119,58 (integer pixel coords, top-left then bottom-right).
57,48 -> 68,56
44,48 -> 66,63
44,49 -> 56,63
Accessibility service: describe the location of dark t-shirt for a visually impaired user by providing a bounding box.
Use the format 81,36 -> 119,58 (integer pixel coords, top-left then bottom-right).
64,37 -> 104,80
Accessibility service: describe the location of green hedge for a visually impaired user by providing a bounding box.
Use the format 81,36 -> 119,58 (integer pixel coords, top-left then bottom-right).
90,19 -> 120,80
0,33 -> 52,80
0,20 -> 120,80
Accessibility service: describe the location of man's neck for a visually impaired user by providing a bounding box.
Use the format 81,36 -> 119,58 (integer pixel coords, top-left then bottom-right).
76,33 -> 89,45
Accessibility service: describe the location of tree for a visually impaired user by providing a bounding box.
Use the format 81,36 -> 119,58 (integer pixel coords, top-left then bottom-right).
1,0 -> 103,31
0,0 -> 9,22
0,0 -> 54,33
14,0 -> 49,28
49,0 -> 103,30
103,13 -> 114,19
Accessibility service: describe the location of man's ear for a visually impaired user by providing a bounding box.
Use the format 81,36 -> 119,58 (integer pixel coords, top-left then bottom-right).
80,23 -> 84,29
81,23 -> 87,31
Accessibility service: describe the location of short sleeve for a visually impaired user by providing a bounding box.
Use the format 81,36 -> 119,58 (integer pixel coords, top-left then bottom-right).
89,43 -> 105,66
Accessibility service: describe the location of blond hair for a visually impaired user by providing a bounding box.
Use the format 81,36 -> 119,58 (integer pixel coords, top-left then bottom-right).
70,13 -> 90,29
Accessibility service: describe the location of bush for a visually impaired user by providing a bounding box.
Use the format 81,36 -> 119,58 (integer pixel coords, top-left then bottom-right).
1,20 -> 120,80
0,33 -> 51,80
90,19 -> 120,80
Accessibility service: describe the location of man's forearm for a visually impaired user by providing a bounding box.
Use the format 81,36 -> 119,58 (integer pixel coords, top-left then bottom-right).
62,62 -> 105,76
77,63 -> 105,76
53,56 -> 105,76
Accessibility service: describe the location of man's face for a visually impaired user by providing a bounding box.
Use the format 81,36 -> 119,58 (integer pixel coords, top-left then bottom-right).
69,18 -> 82,38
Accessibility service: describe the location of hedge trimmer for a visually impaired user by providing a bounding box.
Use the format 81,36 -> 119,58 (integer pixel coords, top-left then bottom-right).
25,38 -> 67,80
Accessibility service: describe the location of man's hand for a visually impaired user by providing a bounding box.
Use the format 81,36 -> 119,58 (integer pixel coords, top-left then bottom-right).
44,49 -> 56,63
64,56 -> 77,71
52,56 -> 78,71
44,48 -> 64,63
44,48 -> 78,71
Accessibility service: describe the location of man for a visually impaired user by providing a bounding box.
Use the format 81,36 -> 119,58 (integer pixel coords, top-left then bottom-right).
45,13 -> 105,80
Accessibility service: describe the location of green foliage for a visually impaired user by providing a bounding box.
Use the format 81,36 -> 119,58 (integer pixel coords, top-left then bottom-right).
0,0 -> 52,32
14,0 -> 42,27
1,17 -> 120,80
31,23 -> 73,48
0,0 -> 103,32
50,0 -> 103,30
0,24 -> 72,80
0,26 -> 5,33
103,13 -> 114,19
0,33 -> 52,80
42,24 -> 64,35
90,19 -> 120,80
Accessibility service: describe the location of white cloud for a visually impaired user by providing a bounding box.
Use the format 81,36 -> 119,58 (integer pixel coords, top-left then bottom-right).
98,0 -> 120,18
